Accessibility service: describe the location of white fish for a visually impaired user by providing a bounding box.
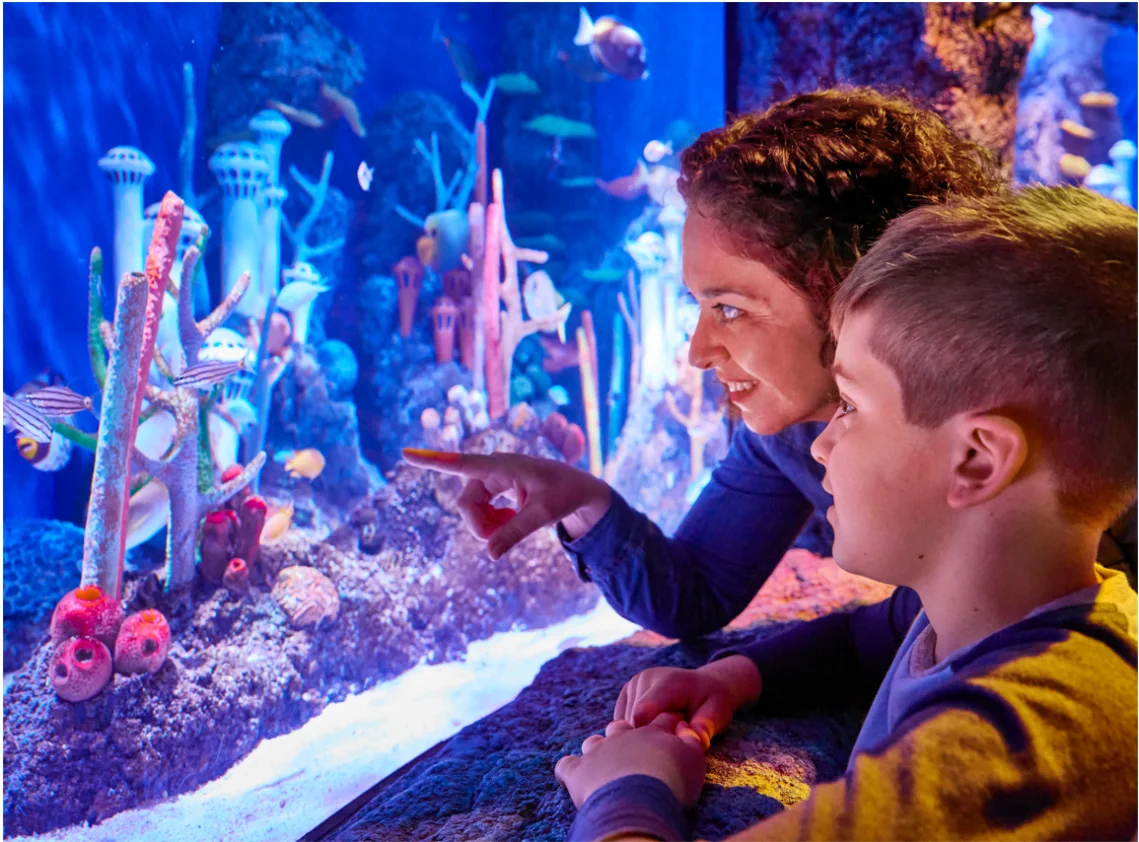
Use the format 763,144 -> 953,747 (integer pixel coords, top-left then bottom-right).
643,139 -> 673,163
24,386 -> 94,418
624,231 -> 669,269
276,279 -> 329,312
522,270 -> 571,343
198,327 -> 251,365
218,397 -> 257,430
3,394 -> 53,443
357,161 -> 374,192
173,359 -> 245,391
125,477 -> 171,551
548,385 -> 571,407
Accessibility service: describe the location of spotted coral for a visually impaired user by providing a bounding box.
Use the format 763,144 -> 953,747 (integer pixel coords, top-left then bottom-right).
49,636 -> 113,702
49,585 -> 124,651
113,609 -> 171,675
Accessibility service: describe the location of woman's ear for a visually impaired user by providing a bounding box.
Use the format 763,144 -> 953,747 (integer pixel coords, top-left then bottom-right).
946,413 -> 1029,510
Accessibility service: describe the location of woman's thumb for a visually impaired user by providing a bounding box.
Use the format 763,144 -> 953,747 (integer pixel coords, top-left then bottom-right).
486,504 -> 548,559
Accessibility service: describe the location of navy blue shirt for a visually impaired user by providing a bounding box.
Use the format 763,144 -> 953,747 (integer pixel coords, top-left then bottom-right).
561,421 -> 833,639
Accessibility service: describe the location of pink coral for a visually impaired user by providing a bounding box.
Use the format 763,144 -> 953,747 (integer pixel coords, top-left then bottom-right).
50,636 -> 113,702
113,609 -> 171,675
221,463 -> 253,511
50,585 -> 124,650
223,557 -> 250,594
234,496 -> 267,567
199,509 -> 237,582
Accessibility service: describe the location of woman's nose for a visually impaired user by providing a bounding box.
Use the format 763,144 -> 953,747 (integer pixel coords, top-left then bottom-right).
688,315 -> 726,370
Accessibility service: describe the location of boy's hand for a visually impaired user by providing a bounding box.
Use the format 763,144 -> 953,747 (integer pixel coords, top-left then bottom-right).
554,718 -> 707,808
614,656 -> 762,749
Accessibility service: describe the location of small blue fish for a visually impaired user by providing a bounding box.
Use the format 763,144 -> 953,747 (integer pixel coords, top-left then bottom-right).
3,394 -> 53,444
548,385 -> 571,407
173,359 -> 244,391
25,385 -> 94,418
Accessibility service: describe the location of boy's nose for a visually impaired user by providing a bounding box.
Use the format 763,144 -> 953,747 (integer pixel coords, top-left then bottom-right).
810,422 -> 835,467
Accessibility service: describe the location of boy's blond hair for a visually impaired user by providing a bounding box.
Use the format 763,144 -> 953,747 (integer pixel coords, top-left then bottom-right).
831,187 -> 1137,524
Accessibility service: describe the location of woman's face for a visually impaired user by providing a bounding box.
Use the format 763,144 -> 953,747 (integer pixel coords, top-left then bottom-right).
682,211 -> 838,435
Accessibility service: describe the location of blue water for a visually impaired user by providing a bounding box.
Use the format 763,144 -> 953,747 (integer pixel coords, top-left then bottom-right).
2,2 -> 724,523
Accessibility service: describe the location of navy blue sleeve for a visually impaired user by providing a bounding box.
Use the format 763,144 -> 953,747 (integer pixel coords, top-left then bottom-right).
713,586 -> 923,713
559,426 -> 817,639
567,775 -> 686,842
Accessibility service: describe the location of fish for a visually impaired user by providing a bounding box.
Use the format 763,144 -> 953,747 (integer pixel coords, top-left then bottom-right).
423,209 -> 471,274
522,270 -> 570,343
125,477 -> 171,551
3,394 -> 54,444
17,432 -> 72,472
417,235 -> 436,268
643,139 -> 674,163
199,327 -> 251,365
357,161 -> 374,192
24,385 -> 94,418
260,502 -> 295,545
495,72 -> 540,95
276,279 -> 329,312
557,47 -> 612,84
573,7 -> 649,82
596,160 -> 650,200
548,385 -> 571,407
283,448 -> 326,480
266,99 -> 325,130
319,83 -> 366,138
172,359 -> 245,391
433,21 -> 482,87
624,231 -> 670,268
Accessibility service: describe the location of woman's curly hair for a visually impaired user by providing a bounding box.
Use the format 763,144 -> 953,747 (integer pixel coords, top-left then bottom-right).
678,87 -> 1008,321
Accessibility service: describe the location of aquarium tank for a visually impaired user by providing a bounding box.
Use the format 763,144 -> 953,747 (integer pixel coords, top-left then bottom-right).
2,2 -> 1135,841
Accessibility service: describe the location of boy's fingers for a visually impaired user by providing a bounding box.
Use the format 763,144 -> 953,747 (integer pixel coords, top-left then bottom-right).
674,721 -> 706,751
486,503 -> 551,559
401,448 -> 500,478
581,734 -> 606,754
648,712 -> 683,732
554,754 -> 577,786
613,683 -> 629,722
690,696 -> 734,744
605,719 -> 634,737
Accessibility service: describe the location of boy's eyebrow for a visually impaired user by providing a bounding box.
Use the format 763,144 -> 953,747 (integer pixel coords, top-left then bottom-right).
831,361 -> 854,382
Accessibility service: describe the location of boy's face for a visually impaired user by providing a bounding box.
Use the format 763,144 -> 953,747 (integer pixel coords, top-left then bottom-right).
810,308 -> 949,585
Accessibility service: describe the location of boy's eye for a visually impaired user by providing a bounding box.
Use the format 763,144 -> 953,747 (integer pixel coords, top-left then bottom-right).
712,303 -> 742,322
836,400 -> 856,418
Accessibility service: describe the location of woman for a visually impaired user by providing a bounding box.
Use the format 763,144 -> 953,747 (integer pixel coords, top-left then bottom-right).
404,87 -> 1007,638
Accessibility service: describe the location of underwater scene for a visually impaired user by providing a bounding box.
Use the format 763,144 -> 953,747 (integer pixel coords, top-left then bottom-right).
2,3 -> 1136,841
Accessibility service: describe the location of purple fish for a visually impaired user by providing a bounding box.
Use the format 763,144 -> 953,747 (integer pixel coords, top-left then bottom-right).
25,385 -> 94,418
3,394 -> 53,444
173,359 -> 245,391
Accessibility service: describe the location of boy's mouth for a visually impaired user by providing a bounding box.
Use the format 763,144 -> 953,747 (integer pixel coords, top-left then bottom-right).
720,379 -> 758,400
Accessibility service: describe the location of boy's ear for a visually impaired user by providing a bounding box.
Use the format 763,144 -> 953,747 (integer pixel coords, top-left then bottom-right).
946,413 -> 1029,510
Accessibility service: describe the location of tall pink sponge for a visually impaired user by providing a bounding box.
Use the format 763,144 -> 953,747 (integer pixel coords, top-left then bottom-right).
49,636 -> 113,702
113,609 -> 171,675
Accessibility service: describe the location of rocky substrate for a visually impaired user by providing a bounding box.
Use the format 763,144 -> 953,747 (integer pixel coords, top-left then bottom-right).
2,429 -> 596,838
322,551 -> 893,841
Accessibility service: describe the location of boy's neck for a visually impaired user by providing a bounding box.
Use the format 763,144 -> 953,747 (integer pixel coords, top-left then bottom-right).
913,507 -> 1103,664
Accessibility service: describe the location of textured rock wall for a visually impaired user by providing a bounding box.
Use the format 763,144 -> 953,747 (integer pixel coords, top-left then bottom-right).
734,2 -> 1035,172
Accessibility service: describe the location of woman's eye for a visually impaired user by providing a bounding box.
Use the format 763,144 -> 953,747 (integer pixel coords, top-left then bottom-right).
713,304 -> 742,322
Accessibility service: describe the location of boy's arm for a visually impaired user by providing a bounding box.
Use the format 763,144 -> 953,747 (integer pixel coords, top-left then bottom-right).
560,426 -> 817,639
711,586 -> 922,712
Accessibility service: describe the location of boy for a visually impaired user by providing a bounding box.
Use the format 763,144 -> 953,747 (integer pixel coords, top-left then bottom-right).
554,187 -> 1138,841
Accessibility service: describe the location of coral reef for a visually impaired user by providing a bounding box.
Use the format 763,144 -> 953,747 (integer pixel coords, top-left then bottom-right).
734,2 -> 1034,172
314,552 -> 893,841
3,418 -> 595,835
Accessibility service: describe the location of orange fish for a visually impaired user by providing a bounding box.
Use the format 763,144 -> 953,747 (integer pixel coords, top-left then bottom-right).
320,83 -> 366,138
283,448 -> 326,480
260,502 -> 295,545
266,99 -> 325,129
596,160 -> 649,200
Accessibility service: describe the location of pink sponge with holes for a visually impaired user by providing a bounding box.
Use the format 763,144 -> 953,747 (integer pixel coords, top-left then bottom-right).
49,585 -> 124,650
113,609 -> 171,675
49,636 -> 113,702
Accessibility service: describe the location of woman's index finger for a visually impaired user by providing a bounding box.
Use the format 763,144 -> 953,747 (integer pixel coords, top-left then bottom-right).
401,448 -> 499,478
